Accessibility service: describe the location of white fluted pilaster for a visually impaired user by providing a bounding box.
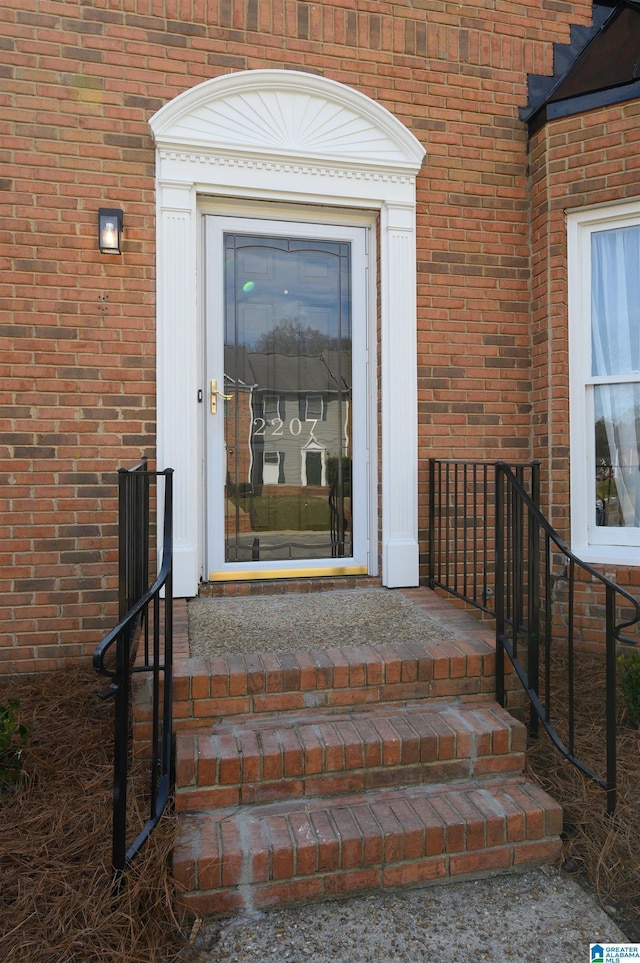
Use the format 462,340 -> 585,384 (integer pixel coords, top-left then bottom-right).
380,202 -> 419,587
156,184 -> 200,597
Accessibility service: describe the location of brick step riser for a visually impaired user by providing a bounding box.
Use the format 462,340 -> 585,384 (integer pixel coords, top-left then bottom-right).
171,684 -> 499,737
167,636 -> 508,735
175,704 -> 527,813
175,754 -> 526,812
174,780 -> 563,917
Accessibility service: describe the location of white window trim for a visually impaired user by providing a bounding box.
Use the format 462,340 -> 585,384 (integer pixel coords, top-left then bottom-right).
305,395 -> 324,421
150,69 -> 425,595
301,443 -> 327,488
262,394 -> 281,421
568,198 -> 640,566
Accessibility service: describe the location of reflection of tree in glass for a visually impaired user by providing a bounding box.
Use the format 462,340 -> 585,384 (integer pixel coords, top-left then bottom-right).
327,456 -> 351,495
595,415 -> 640,465
595,417 -> 610,463
254,319 -> 342,356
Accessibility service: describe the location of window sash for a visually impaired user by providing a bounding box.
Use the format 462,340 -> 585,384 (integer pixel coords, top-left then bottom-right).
568,204 -> 640,556
591,224 -> 640,378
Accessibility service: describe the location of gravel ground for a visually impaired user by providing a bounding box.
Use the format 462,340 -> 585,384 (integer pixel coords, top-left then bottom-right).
188,589 -> 454,657
186,868 -> 626,962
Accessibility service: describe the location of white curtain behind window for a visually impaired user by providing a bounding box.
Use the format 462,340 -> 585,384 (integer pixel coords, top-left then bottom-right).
591,225 -> 640,527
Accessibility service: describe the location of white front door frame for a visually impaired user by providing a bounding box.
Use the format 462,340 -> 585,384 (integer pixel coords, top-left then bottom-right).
150,69 -> 425,596
204,211 -> 370,579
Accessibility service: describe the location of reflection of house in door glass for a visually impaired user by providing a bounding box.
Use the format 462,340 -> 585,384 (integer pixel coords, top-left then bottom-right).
223,233 -> 353,564
223,349 -> 352,562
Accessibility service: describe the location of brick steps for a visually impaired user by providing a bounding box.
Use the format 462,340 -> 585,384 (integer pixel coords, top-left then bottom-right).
173,777 -> 562,916
171,596 -> 561,916
175,702 -> 527,812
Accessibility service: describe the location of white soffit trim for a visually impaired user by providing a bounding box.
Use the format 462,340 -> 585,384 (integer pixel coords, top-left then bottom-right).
150,69 -> 425,175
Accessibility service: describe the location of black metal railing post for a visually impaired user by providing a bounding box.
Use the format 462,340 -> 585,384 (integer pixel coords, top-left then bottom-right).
428,457 -> 436,589
511,464 -> 523,645
118,458 -> 149,621
111,621 -> 131,877
94,464 -> 174,878
605,583 -> 617,816
495,464 -> 506,709
527,475 -> 541,740
149,469 -> 173,825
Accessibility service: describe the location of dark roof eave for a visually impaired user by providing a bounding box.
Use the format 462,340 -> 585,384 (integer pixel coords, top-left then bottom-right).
524,77 -> 640,136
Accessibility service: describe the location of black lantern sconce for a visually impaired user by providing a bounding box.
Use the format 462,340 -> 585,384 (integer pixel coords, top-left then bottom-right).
98,208 -> 124,254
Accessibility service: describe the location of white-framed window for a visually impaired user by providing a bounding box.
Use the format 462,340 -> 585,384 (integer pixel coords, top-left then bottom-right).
262,450 -> 281,485
305,394 -> 324,420
568,200 -> 640,564
263,394 -> 281,421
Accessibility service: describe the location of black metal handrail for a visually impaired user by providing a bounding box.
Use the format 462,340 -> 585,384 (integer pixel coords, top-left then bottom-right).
494,463 -> 640,815
93,464 -> 174,877
428,458 -> 540,617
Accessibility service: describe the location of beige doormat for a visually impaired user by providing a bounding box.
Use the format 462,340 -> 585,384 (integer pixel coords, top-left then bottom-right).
188,588 -> 453,658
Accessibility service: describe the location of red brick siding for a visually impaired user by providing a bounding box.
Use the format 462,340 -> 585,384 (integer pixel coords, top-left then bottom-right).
0,0 -> 595,670
529,101 -> 640,539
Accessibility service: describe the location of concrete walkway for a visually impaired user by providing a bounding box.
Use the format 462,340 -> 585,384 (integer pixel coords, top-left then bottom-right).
185,867 -> 627,962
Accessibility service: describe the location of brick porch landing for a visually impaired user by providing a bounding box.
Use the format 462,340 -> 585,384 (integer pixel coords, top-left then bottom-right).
159,588 -> 562,916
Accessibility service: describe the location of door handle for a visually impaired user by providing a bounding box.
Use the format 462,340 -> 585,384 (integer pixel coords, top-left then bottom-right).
210,380 -> 232,414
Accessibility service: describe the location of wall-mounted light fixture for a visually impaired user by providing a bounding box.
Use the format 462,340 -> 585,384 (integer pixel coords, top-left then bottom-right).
98,208 -> 124,254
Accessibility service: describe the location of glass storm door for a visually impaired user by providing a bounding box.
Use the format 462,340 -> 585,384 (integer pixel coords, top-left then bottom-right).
205,216 -> 369,579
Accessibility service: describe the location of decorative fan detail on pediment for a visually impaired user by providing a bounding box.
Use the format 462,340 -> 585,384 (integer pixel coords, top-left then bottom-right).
151,70 -> 425,171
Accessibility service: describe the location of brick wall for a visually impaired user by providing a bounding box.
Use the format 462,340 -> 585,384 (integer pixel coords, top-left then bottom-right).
529,99 -> 640,537
528,97 -> 640,625
0,0 -> 594,671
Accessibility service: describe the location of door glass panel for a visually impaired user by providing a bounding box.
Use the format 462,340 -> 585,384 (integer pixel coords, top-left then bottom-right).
223,233 -> 353,563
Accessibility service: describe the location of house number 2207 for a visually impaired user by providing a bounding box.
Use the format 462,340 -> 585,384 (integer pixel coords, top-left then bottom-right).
253,417 -> 318,438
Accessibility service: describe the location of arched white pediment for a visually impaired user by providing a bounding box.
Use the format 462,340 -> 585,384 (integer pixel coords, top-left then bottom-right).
150,69 -> 425,172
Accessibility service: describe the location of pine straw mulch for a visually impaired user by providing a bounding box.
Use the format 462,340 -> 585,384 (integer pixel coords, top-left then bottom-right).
524,645 -> 640,940
0,664 -> 192,963
1,653 -> 639,959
